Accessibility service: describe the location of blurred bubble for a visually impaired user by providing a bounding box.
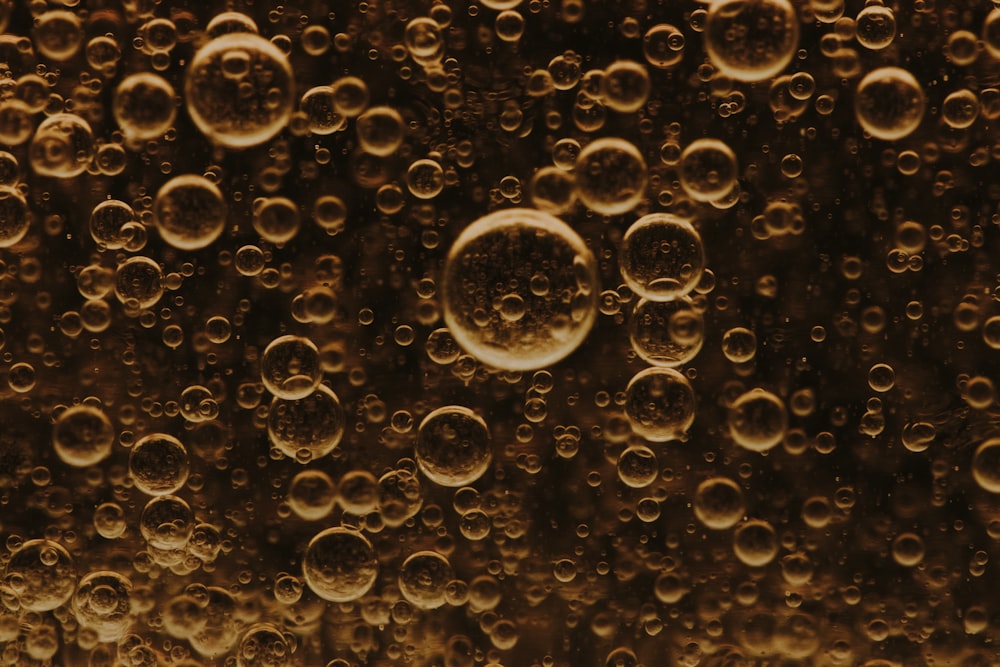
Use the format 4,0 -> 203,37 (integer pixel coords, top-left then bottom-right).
694,477 -> 745,529
728,389 -> 788,452
140,495 -> 195,550
288,469 -> 337,520
679,138 -> 738,203
153,174 -> 228,250
733,519 -> 778,567
0,186 -> 29,248
356,106 -> 405,157
705,0 -> 799,81
29,113 -> 95,179
73,571 -> 132,642
575,137 -> 647,215
253,196 -> 300,245
416,406 -> 492,487
302,527 -> 378,602
114,73 -> 176,142
53,404 -> 114,468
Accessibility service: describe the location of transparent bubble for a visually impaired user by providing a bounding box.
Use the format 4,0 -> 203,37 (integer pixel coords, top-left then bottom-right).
261,335 -> 322,400
189,586 -> 241,659
94,502 -> 127,539
941,89 -> 979,129
339,470 -> 379,515
28,113 -> 95,179
0,100 -> 34,146
983,7 -> 1000,60
679,138 -> 738,203
140,495 -> 195,550
52,404 -> 114,468
728,389 -> 788,452
530,165 -> 576,215
605,647 -> 640,667
575,137 -> 647,215
89,199 -> 135,250
416,406 -> 492,487
179,385 -> 220,423
377,468 -> 424,527
643,23 -> 685,69
300,86 -> 346,135
624,367 -> 696,442
331,76 -> 370,117
4,540 -> 77,611
34,10 -> 83,61
459,510 -> 492,540
0,186 -> 29,248
206,11 -> 259,37
153,174 -> 228,250
495,10 -> 526,42
721,327 -> 757,363
733,519 -> 778,567
867,363 -> 895,392
854,67 -> 925,141
406,158 -> 445,199
0,150 -> 18,186
855,3 -> 895,50
404,17 -> 444,62
113,73 -> 176,142
267,384 -> 345,461
129,433 -> 190,496
628,296 -> 704,367
616,444 -> 658,488
398,551 -> 454,610
302,527 -> 378,602
253,196 -> 300,245
600,60 -> 650,113
288,469 -> 337,520
185,33 -> 295,148
441,208 -> 598,371
972,438 -> 1000,493
891,532 -> 924,567
237,623 -> 291,667
620,213 -> 705,302
694,477 -> 745,530
73,571 -> 132,642
114,256 -> 164,309
704,0 -> 799,82
356,106 -> 405,157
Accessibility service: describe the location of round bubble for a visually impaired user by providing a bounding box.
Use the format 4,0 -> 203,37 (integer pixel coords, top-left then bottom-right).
356,105 -> 405,157
728,389 -> 788,452
705,0 -> 799,82
0,186 -> 29,248
300,86 -> 345,135
288,469 -> 337,520
600,60 -> 650,113
643,23 -> 685,69
113,73 -> 176,142
3,539 -> 77,612
694,477 -> 745,530
406,158 -> 444,199
983,7 -> 1000,59
140,495 -> 195,550
377,469 -> 424,527
28,113 -> 95,178
442,208 -> 598,371
302,527 -> 378,602
855,3 -> 896,50
733,519 -> 778,567
679,138 -> 738,203
253,196 -> 300,245
624,367 -> 696,442
721,327 -> 757,363
972,438 -> 1000,493
261,335 -> 322,400
854,67 -> 925,141
267,384 -> 345,462
629,296 -> 704,367
237,623 -> 291,667
185,33 -> 295,148
73,571 -> 132,642
153,174 -> 227,250
34,10 -> 83,61
620,213 -> 705,302
575,138 -> 647,215
399,551 -> 454,610
114,256 -> 163,309
53,404 -> 115,467
189,586 -> 241,659
90,199 -> 135,250
616,444 -> 659,488
416,406 -> 492,487
129,433 -> 190,495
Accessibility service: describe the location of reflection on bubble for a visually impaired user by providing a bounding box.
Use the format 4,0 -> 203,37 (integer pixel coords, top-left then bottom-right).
302,527 -> 378,603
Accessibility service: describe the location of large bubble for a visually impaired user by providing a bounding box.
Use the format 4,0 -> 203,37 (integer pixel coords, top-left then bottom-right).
185,33 -> 295,148
728,389 -> 788,452
628,296 -> 704,367
704,0 -> 799,82
854,67 -> 925,141
620,213 -> 705,302
4,539 -> 77,612
416,406 -> 492,487
302,527 -> 378,602
153,174 -> 228,251
113,72 -> 176,142
261,335 -> 322,400
575,138 -> 647,215
442,208 -> 598,371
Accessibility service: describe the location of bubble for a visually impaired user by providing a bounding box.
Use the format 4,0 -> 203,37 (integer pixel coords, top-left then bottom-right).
398,551 -> 454,610
113,73 -> 176,142
288,469 -> 337,520
642,23 -> 685,69
129,433 -> 190,496
628,297 -> 704,367
180,385 -> 220,423
495,9 -> 526,42
624,367 -> 696,442
679,138 -> 738,203
73,571 -> 132,642
0,100 -> 34,146
733,519 -> 778,567
153,174 -> 228,250
530,166 -> 576,215
253,196 -> 300,245
972,438 -> 1000,493
140,495 -> 195,550
0,186 -> 29,248
616,444 -> 658,488
267,384 -> 345,462
441,208 -> 598,371
575,138 -> 647,215
0,150 -> 18,186
94,502 -> 127,539
4,540 -> 77,612
855,3 -> 895,50
721,327 -> 757,363
356,106 -> 405,157
600,60 -> 650,113
406,158 -> 445,199
891,532 -> 924,567
52,404 -> 114,468
89,199 -> 135,250
185,33 -> 295,148
405,17 -> 444,62
28,113 -> 95,179
114,256 -> 164,309
416,406 -> 493,487
261,335 -> 322,400
338,470 -> 379,515
694,477 -> 745,530
704,0 -> 799,82
300,86 -> 346,135
206,11 -> 259,37
188,586 -> 241,658
728,389 -> 788,452
302,527 -> 378,602
237,623 -> 291,667
854,67 -> 925,141
331,76 -> 370,117
605,647 -> 640,667
34,10 -> 83,61
620,213 -> 705,302
941,89 -> 979,129
983,7 -> 1000,59
867,363 -> 895,392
